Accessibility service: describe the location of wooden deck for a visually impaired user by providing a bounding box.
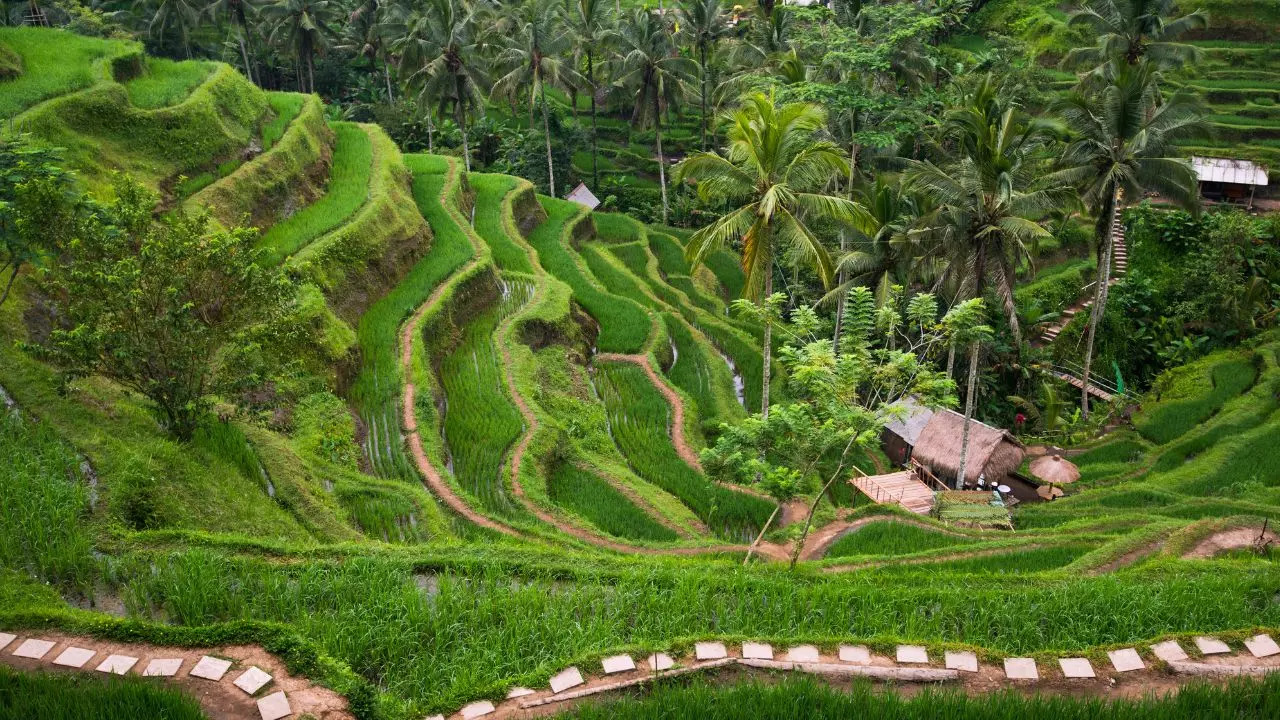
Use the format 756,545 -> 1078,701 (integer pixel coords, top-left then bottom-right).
1053,371 -> 1115,402
851,471 -> 935,515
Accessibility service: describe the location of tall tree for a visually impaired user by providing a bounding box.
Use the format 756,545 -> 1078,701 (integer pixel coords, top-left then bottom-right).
612,8 -> 697,225
1063,0 -> 1209,81
342,0 -> 397,101
139,0 -> 201,58
0,139 -> 76,307
263,0 -> 336,94
396,0 -> 488,171
678,93 -> 868,418
904,75 -> 1068,350
567,0 -> 613,189
1049,61 -> 1204,416
678,0 -> 731,151
493,0 -> 578,196
207,0 -> 258,84
941,297 -> 993,489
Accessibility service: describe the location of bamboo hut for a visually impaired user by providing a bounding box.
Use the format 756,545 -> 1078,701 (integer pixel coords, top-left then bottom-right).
883,402 -> 1025,489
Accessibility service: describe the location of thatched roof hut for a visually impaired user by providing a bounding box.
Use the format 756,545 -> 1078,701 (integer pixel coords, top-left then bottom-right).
910,409 -> 1025,486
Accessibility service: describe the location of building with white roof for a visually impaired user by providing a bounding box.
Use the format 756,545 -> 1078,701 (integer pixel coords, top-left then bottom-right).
1192,156 -> 1269,209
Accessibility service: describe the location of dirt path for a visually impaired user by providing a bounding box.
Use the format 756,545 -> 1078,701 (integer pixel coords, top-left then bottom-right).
1185,526 -> 1278,559
0,630 -> 352,720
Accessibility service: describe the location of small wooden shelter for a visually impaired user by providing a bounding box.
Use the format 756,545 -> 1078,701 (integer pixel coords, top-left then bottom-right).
882,400 -> 1026,490
1192,156 -> 1269,210
565,182 -> 601,210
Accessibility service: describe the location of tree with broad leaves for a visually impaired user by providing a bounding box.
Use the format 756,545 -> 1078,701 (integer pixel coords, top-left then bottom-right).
0,138 -> 75,308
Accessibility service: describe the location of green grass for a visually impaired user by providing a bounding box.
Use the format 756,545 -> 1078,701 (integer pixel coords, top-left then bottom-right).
469,173 -> 535,273
0,665 -> 208,720
594,361 -> 775,541
1133,355 -> 1258,444
262,92 -> 305,150
526,197 -> 650,353
703,249 -> 747,301
123,57 -> 213,109
547,464 -> 678,542
867,544 -> 1095,575
349,154 -> 474,481
258,122 -> 371,264
662,313 -> 742,427
0,28 -> 133,119
648,232 -> 691,276
825,521 -> 976,559
553,675 -> 1280,720
439,278 -> 533,515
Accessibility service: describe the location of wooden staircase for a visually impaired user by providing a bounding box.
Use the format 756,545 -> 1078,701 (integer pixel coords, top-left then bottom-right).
851,471 -> 935,515
1037,204 -> 1128,346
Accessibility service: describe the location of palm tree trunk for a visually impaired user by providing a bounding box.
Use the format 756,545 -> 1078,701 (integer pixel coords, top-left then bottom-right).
700,42 -> 709,151
588,50 -> 599,189
384,58 -> 395,101
832,234 -> 847,356
655,94 -> 668,225
236,31 -> 254,86
540,81 -> 556,197
761,270 -> 773,419
956,339 -> 980,488
458,99 -> 471,173
306,43 -> 315,95
946,343 -> 956,379
1081,187 -> 1120,418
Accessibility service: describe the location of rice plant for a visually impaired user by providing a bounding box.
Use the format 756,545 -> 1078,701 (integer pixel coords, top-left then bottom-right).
349,154 -> 475,480
593,361 -> 774,541
1134,355 -> 1258,444
439,278 -> 535,515
825,520 -> 977,559
258,122 -> 372,264
579,244 -> 659,310
547,464 -> 678,542
469,173 -> 535,273
0,28 -> 133,119
0,665 -> 207,720
662,313 -> 742,427
123,58 -> 214,109
261,92 -> 305,150
526,197 -> 650,353
648,232 -> 691,276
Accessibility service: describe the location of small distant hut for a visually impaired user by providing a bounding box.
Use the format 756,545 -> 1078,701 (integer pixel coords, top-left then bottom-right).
565,182 -> 601,211
882,400 -> 1026,489
1192,156 -> 1269,210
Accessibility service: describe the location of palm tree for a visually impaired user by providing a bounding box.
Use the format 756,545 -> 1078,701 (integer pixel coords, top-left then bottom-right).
492,0 -> 578,196
942,298 -> 994,488
678,0 -> 731,151
263,0 -> 336,94
1049,61 -> 1204,416
567,0 -> 613,189
139,0 -> 201,58
342,0 -> 397,101
678,93 -> 868,418
207,0 -> 258,84
904,75 -> 1069,350
395,0 -> 488,171
1063,0 -> 1209,81
612,9 -> 697,225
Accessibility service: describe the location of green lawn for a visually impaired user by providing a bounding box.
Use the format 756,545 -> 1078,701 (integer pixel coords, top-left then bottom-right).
0,27 -> 133,119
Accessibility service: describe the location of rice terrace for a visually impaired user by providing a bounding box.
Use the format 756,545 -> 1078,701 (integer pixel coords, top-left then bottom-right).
4,0 -> 1280,718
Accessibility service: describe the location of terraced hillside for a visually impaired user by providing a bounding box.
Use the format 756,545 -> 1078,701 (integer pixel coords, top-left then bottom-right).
2,25 -> 1280,720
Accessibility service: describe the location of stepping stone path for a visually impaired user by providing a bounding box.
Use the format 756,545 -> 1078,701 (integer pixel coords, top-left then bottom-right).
695,642 -> 727,660
896,645 -> 929,664
0,633 -> 14,652
143,658 -> 183,677
839,645 -> 871,664
52,646 -> 96,668
459,700 -> 495,719
944,651 -> 978,673
12,639 -> 54,659
1108,648 -> 1145,672
257,691 -> 292,720
1151,640 -> 1188,663
190,655 -> 232,681
1195,636 -> 1231,655
785,645 -> 820,663
234,666 -> 273,695
549,666 -> 585,694
1245,634 -> 1280,658
506,687 -> 536,699
602,655 -> 635,674
96,654 -> 138,675
1059,658 -> 1095,679
1004,658 -> 1038,680
741,642 -> 773,660
647,653 -> 674,671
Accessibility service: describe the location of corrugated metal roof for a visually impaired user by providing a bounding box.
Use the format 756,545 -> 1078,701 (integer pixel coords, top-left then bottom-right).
565,182 -> 601,210
1192,156 -> 1269,186
883,397 -> 935,446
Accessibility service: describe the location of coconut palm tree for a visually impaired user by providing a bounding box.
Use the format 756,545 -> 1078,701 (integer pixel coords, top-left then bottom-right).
677,0 -> 731,151
941,297 -> 994,488
207,0 -> 258,84
903,75 -> 1069,350
1063,0 -> 1209,82
492,0 -> 578,196
341,0 -> 397,101
1049,61 -> 1204,416
395,0 -> 488,170
566,0 -> 613,189
612,8 -> 697,225
677,93 -> 868,418
263,0 -> 337,94
139,0 -> 201,58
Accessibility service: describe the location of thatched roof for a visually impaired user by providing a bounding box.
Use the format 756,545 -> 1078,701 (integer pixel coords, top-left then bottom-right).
910,409 -> 1025,483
